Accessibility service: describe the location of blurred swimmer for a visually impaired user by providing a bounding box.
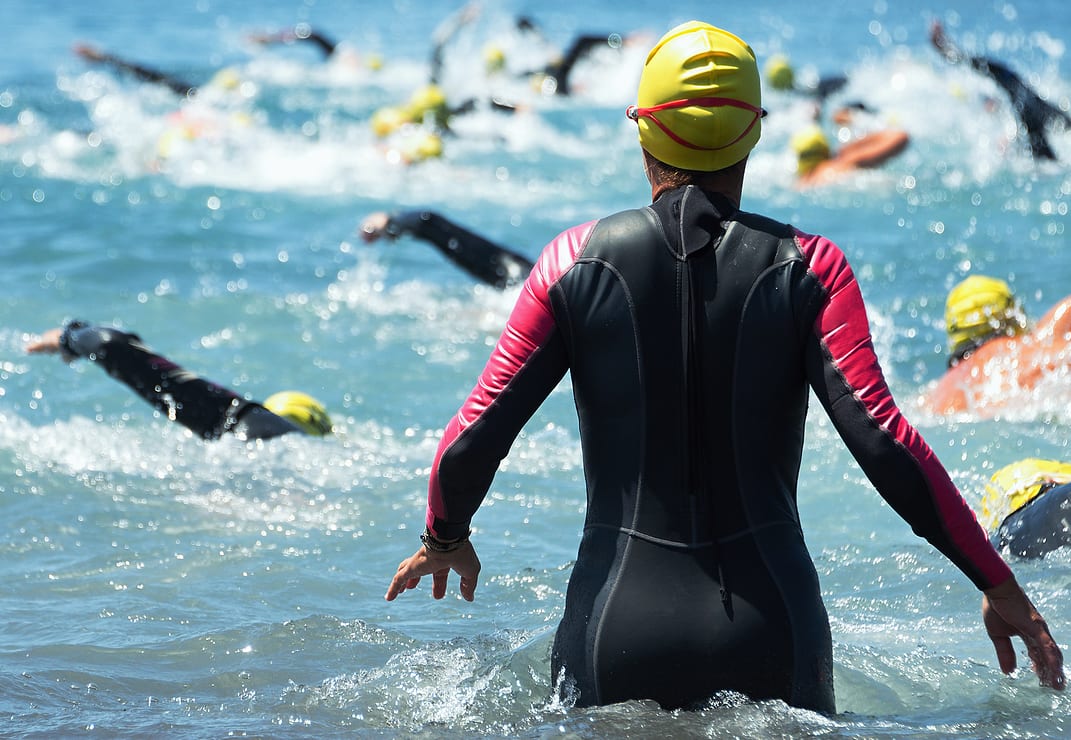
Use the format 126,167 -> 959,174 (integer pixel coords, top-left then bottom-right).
982,459 -> 1071,558
924,275 -> 1071,416
763,54 -> 849,101
931,21 -> 1070,162
790,124 -> 910,187
360,210 -> 534,290
26,321 -> 331,441
442,11 -> 644,97
248,23 -> 381,71
72,43 -> 244,99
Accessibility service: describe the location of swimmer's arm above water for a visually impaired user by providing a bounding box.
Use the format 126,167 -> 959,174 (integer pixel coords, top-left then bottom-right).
25,327 -> 68,359
360,210 -> 535,289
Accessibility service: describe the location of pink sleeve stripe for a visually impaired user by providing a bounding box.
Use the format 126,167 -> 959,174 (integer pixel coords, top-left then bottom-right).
425,220 -> 598,531
796,229 -> 1012,587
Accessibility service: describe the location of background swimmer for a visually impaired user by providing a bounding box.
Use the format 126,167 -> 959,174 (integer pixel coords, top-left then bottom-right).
360,210 -> 534,289
27,321 -> 332,440
982,459 -> 1071,559
924,276 -> 1071,416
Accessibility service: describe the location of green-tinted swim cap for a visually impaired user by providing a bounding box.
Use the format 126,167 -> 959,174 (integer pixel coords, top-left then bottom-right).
764,54 -> 795,91
263,390 -> 332,436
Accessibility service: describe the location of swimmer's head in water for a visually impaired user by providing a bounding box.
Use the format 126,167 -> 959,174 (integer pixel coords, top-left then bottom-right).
790,126 -> 831,175
764,54 -> 795,91
483,44 -> 506,74
403,132 -> 443,163
371,106 -> 408,137
263,390 -> 332,436
945,275 -> 1028,363
406,84 -> 448,122
627,21 -> 763,172
981,458 -> 1071,531
210,67 -> 242,92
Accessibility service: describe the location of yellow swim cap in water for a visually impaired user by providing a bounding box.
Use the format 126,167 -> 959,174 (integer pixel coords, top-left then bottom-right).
263,391 -> 332,436
945,275 -> 1028,361
764,54 -> 795,91
628,21 -> 763,171
484,44 -> 506,74
790,125 -> 831,174
406,84 -> 448,121
981,458 -> 1071,532
210,67 -> 242,92
371,106 -> 408,138
403,132 -> 443,163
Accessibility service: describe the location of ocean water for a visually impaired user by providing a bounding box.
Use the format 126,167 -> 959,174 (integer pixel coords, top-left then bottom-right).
2,0 -> 1071,736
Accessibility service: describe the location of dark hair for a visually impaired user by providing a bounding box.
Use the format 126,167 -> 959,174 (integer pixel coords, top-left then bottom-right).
645,153 -> 746,190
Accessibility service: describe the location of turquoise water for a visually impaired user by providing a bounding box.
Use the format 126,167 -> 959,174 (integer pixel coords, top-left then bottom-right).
2,0 -> 1071,736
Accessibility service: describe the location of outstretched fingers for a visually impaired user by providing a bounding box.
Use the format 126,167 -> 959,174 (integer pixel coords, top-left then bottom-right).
983,577 -> 1066,690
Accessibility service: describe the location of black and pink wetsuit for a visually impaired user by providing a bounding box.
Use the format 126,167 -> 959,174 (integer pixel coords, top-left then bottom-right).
60,322 -> 300,441
423,185 -> 1011,712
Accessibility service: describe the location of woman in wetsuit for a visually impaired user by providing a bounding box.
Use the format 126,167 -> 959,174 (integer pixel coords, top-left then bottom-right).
385,21 -> 1064,711
360,210 -> 534,290
26,321 -> 331,441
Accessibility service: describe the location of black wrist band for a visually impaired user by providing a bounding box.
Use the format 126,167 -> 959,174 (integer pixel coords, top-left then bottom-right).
60,320 -> 88,357
420,528 -> 470,553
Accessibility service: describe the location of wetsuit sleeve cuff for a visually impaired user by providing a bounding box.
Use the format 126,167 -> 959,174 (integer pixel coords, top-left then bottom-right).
59,320 -> 89,358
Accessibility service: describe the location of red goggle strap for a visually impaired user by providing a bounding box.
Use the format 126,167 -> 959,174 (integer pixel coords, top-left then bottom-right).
626,96 -> 763,152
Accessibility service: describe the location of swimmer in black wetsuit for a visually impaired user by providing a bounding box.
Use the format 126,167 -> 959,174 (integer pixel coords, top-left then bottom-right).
763,54 -> 849,102
931,21 -> 1070,161
486,16 -> 638,97
982,459 -> 1071,559
385,21 -> 1064,711
26,321 -> 331,441
72,43 -> 247,99
360,210 -> 534,290
248,22 -> 383,73
531,33 -> 625,96
249,24 -> 341,60
996,484 -> 1071,558
73,43 -> 201,98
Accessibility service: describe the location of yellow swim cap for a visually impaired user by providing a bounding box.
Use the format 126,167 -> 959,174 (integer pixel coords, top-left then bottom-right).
484,44 -> 506,74
210,67 -> 242,91
945,275 -> 1028,360
981,458 -> 1071,531
263,391 -> 332,436
371,106 -> 408,138
764,54 -> 795,91
403,132 -> 443,163
790,126 -> 832,175
629,21 -> 763,171
406,84 -> 448,119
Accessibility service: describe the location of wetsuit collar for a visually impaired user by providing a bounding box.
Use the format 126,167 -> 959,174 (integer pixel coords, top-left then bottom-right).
650,185 -> 737,260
